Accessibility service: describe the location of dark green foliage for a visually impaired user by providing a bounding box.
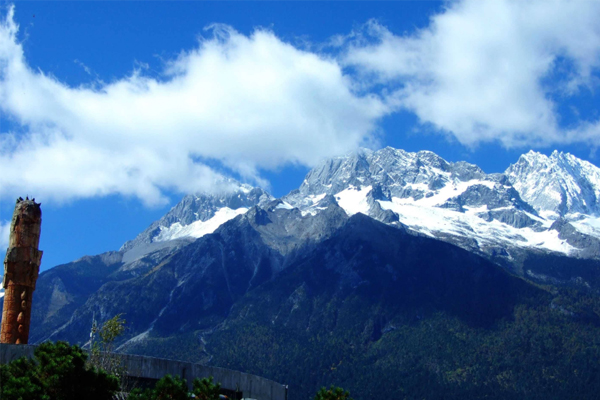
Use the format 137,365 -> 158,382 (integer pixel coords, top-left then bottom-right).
0,341 -> 119,400
89,314 -> 127,380
193,376 -> 221,400
128,374 -> 189,400
109,217 -> 600,400
206,290 -> 600,400
128,375 -> 221,400
104,217 -> 600,400
314,386 -> 353,400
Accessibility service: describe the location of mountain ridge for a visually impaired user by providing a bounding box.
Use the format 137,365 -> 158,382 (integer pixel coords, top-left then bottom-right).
506,150 -> 600,217
113,146 -> 600,285
3,146 -> 600,399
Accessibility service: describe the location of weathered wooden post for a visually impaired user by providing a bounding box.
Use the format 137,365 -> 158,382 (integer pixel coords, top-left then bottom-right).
1,197 -> 43,344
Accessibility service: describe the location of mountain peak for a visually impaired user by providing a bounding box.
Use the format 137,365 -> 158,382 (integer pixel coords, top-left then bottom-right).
518,150 -> 548,164
506,150 -> 600,217
121,181 -> 272,253
120,146 -> 600,270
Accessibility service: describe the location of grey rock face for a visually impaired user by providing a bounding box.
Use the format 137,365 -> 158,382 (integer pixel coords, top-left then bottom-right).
290,147 -> 455,201
452,185 -> 533,213
246,199 -> 350,257
477,209 -> 540,230
550,219 -> 600,258
27,200 -> 356,344
450,161 -> 487,181
448,185 -> 540,229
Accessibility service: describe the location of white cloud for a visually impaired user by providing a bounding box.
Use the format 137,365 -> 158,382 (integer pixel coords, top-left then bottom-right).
2,1 -> 599,208
0,220 -> 10,249
343,0 -> 600,148
0,7 -> 389,206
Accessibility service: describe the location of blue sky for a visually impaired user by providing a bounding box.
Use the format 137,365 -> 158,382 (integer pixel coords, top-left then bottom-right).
0,1 -> 599,270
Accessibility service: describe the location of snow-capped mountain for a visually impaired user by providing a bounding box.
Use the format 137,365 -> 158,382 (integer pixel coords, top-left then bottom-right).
119,147 -> 600,266
281,147 -> 585,260
14,146 -> 600,400
120,180 -> 272,259
504,151 -> 600,255
285,147 -> 536,226
506,150 -> 600,218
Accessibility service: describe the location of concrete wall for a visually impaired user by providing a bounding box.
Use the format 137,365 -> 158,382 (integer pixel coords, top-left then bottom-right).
0,343 -> 287,400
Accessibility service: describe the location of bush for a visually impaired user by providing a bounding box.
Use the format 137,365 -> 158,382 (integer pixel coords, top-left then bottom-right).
128,374 -> 189,400
193,376 -> 221,400
314,386 -> 353,400
128,374 -> 221,400
88,314 -> 128,385
0,341 -> 119,400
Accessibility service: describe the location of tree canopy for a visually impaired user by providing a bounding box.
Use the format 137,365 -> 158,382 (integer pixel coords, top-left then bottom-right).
0,341 -> 119,400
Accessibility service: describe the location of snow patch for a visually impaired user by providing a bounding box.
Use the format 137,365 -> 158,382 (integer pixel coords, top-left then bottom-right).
275,202 -> 294,210
571,216 -> 600,239
379,199 -> 575,255
310,193 -> 327,203
539,210 -> 560,220
335,186 -> 372,216
154,207 -> 248,242
300,206 -> 329,217
464,205 -> 488,214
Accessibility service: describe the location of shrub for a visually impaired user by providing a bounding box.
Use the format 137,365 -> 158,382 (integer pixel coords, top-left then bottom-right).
314,386 -> 353,400
128,374 -> 221,400
0,341 -> 119,400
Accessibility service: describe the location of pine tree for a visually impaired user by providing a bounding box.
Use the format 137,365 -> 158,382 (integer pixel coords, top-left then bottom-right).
0,341 -> 119,400
314,386 -> 353,400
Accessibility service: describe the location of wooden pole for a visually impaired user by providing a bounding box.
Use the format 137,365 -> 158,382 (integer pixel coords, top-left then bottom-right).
1,197 -> 43,344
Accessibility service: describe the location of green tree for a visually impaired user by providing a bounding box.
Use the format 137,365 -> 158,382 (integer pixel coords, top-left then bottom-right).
193,376 -> 221,400
0,341 -> 119,400
128,374 -> 189,400
128,375 -> 222,400
314,386 -> 353,400
88,313 -> 127,380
